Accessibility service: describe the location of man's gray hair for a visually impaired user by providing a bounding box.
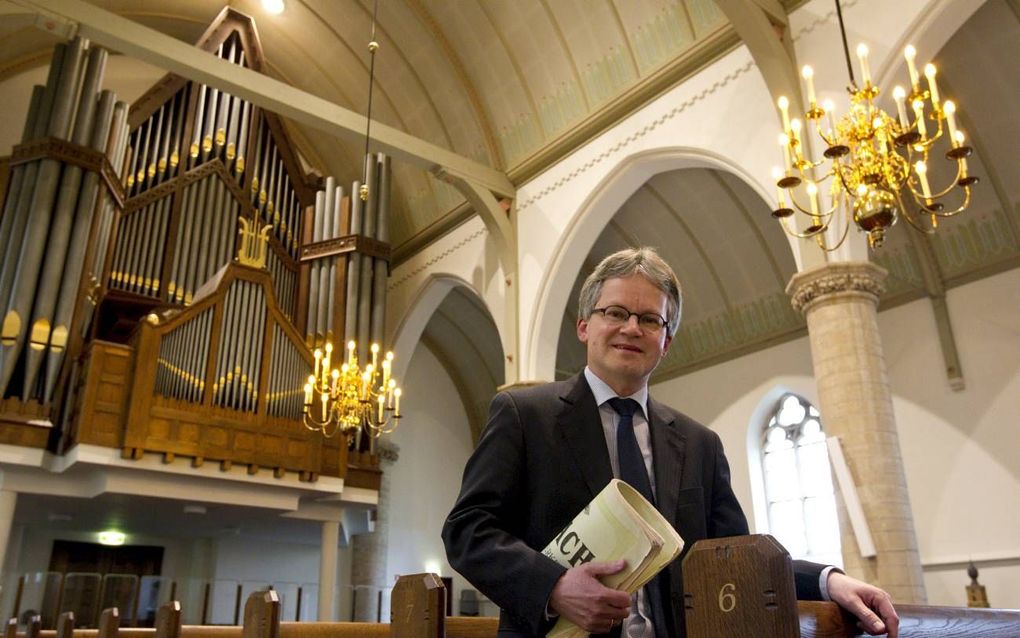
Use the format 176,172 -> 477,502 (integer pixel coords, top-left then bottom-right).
578,247 -> 682,335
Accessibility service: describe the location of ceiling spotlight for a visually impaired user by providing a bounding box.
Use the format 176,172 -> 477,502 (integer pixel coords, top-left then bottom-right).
262,0 -> 285,15
98,530 -> 127,546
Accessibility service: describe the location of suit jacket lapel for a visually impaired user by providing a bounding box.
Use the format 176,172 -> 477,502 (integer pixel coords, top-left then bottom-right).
558,374 -> 613,499
648,396 -> 685,522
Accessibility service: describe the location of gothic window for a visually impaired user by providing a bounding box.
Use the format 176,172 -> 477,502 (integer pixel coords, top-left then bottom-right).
762,394 -> 842,566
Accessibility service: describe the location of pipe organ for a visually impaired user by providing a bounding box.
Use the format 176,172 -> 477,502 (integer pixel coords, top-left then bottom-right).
0,8 -> 393,485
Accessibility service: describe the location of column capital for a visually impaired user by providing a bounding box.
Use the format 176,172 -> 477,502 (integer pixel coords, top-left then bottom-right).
786,261 -> 888,315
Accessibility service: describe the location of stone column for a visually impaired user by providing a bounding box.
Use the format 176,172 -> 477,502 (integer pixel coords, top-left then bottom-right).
350,441 -> 398,621
318,521 -> 340,621
787,262 -> 926,603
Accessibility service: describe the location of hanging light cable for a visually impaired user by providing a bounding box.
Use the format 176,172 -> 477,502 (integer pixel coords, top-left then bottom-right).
359,0 -> 380,202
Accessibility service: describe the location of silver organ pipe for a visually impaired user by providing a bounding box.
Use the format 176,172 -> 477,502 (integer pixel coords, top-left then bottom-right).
0,47 -> 62,310
190,176 -> 214,297
267,246 -> 296,321
344,181 -> 363,347
268,324 -> 305,419
21,54 -> 110,396
305,189 -> 324,344
156,306 -> 213,403
213,280 -> 266,411
371,154 -> 391,348
189,82 -> 207,165
183,176 -> 211,302
0,39 -> 84,395
326,183 -> 343,340
357,158 -> 377,363
88,99 -> 129,288
0,87 -> 43,271
0,38 -> 129,401
234,98 -> 251,177
316,177 -> 335,344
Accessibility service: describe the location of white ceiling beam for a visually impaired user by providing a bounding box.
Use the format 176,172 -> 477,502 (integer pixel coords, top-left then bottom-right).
19,0 -> 515,198
748,0 -> 789,27
716,0 -> 828,270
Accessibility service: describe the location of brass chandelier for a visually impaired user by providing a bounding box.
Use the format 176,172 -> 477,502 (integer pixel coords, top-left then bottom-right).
771,0 -> 977,249
303,341 -> 402,439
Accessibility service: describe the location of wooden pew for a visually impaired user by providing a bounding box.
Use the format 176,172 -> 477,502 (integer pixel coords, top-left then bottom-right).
25,557 -> 1020,638
798,600 -> 1020,637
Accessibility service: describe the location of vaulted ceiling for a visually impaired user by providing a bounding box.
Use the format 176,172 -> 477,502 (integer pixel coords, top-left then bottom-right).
0,0 -> 1017,384
0,0 -> 749,253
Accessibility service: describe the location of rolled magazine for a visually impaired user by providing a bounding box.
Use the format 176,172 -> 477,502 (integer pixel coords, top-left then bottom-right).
541,479 -> 684,638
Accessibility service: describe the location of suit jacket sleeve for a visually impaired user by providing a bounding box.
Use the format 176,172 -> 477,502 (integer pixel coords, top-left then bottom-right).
442,391 -> 565,635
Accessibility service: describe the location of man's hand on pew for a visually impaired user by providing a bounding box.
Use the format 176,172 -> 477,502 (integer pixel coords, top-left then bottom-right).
549,559 -> 631,634
827,571 -> 900,638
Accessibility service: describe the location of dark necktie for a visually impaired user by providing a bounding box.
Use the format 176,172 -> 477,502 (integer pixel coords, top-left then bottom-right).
608,397 -> 655,506
607,397 -> 667,638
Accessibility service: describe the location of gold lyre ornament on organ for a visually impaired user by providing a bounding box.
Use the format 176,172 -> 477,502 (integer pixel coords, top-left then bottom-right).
303,340 -> 402,439
771,1 -> 977,250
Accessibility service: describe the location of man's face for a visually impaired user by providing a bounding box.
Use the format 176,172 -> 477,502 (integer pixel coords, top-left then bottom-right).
577,274 -> 673,395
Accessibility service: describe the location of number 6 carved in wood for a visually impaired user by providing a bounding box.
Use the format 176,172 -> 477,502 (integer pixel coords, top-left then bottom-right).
718,583 -> 736,613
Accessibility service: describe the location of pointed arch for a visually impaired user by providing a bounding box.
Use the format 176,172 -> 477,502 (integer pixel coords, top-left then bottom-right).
525,147 -> 790,381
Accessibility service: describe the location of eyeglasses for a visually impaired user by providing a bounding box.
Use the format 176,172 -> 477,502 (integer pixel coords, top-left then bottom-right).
591,305 -> 668,332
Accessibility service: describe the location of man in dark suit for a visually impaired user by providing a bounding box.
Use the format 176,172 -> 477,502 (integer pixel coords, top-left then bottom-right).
443,248 -> 898,638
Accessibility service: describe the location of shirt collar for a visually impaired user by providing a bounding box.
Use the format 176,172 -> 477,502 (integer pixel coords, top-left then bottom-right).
583,367 -> 648,420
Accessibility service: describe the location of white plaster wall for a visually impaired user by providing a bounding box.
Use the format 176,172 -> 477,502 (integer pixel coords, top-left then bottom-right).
209,536 -> 332,622
384,342 -> 475,609
883,268 -> 1020,607
211,537 -> 321,584
650,268 -> 1020,608
387,217 -> 510,380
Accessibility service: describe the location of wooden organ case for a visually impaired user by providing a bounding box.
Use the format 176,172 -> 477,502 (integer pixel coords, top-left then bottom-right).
0,8 -> 391,488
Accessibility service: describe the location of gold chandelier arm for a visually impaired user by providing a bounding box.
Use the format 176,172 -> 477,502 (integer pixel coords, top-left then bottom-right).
321,417 -> 343,439
931,186 -> 972,217
785,188 -> 839,220
905,185 -> 972,219
894,190 -> 938,235
811,118 -> 838,148
779,215 -> 825,239
303,407 -> 336,432
816,213 -> 851,252
920,165 -> 969,202
898,208 -> 938,235
794,155 -> 828,176
831,156 -> 857,196
364,415 -> 400,438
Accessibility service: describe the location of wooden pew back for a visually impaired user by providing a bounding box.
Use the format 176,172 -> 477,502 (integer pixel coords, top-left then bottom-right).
23,559 -> 1020,638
